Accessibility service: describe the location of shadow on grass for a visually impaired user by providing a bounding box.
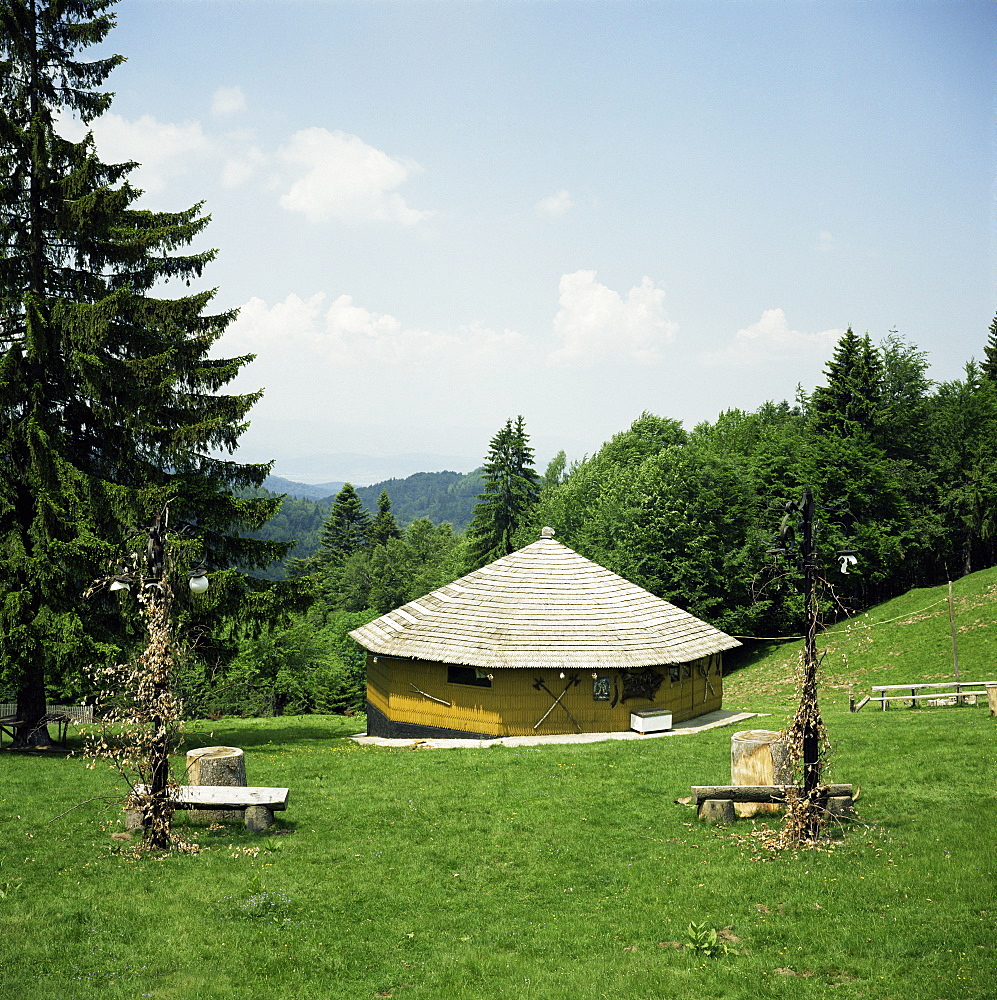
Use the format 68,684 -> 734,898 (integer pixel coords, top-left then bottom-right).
178,714 -> 365,752
724,640 -> 796,675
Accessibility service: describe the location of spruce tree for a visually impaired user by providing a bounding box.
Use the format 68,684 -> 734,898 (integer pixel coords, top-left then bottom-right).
319,484 -> 372,564
982,312 -> 997,384
467,416 -> 541,567
0,0 -> 285,744
810,328 -> 883,438
369,489 -> 401,546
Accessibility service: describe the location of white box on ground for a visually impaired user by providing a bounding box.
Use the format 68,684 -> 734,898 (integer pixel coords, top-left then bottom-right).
630,709 -> 673,733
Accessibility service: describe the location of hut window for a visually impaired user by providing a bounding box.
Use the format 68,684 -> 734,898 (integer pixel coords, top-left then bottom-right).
447,665 -> 492,688
593,676 -> 611,701
682,663 -> 692,680
668,666 -> 680,683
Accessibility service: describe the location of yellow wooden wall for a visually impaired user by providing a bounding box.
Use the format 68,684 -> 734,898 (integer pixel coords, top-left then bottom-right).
366,654 -> 724,737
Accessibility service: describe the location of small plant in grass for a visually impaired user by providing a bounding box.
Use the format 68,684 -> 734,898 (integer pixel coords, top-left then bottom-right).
0,877 -> 22,900
223,879 -> 295,925
684,922 -> 730,957
238,890 -> 294,924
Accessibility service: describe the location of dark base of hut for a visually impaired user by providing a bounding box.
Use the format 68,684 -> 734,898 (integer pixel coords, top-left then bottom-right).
365,702 -> 494,741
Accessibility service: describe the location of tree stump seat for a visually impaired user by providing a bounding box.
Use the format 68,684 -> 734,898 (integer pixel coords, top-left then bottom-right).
185,746 -> 247,823
126,785 -> 290,832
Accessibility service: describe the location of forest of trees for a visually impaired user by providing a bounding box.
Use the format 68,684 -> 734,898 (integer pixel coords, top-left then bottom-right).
201,322 -> 997,719
2,4 -> 995,730
523,328 -> 997,640
246,469 -> 485,579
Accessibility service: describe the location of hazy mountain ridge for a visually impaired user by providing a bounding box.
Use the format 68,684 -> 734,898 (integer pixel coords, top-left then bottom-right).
270,451 -> 479,487
250,468 -> 485,579
262,475 -> 346,501
261,469 -> 484,527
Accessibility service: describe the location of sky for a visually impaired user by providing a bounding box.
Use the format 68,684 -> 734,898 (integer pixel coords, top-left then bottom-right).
68,0 -> 996,483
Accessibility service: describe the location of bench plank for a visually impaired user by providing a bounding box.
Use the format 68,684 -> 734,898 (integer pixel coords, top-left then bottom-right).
872,682 -> 985,692
691,783 -> 853,804
133,785 -> 289,810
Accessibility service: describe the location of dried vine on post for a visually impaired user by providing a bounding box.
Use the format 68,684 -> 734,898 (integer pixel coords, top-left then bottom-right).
767,487 -> 856,845
84,506 -> 191,850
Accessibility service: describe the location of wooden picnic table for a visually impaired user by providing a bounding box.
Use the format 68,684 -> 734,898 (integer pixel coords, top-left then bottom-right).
850,681 -> 994,711
0,715 -> 23,747
0,712 -> 72,748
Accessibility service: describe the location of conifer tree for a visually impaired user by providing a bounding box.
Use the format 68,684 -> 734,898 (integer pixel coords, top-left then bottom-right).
0,0 -> 285,744
467,416 -> 541,567
810,328 -> 883,438
982,312 -> 997,384
369,489 -> 402,546
877,332 -> 932,461
319,484 -> 372,564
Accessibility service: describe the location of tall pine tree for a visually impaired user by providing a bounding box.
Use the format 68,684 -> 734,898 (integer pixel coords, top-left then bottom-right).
810,328 -> 883,438
369,489 -> 402,546
318,484 -> 372,564
982,312 -> 997,384
0,0 -> 285,743
467,416 -> 541,567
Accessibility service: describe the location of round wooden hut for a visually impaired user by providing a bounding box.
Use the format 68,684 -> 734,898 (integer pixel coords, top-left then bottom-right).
350,527 -> 741,739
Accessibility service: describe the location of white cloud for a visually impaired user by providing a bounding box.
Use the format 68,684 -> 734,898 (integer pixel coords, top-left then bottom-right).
221,142 -> 267,188
221,292 -> 527,374
212,86 -> 247,116
537,189 -> 574,217
227,293 -> 328,354
701,308 -> 843,367
81,113 -> 210,192
549,270 -> 676,365
278,127 -> 432,225
57,111 -> 431,227
818,230 -> 835,252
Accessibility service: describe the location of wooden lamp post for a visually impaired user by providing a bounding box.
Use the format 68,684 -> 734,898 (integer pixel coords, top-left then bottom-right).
86,503 -> 210,849
769,487 -> 856,840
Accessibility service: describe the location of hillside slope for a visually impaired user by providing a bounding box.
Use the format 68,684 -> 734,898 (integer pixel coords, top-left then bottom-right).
725,565 -> 997,714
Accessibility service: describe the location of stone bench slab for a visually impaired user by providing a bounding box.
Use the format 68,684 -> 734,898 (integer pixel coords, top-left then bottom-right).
126,785 -> 289,833
167,785 -> 289,811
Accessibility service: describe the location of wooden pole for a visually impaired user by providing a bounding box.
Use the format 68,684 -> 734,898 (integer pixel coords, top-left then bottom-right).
948,581 -> 962,705
143,507 -> 175,850
800,487 -> 822,836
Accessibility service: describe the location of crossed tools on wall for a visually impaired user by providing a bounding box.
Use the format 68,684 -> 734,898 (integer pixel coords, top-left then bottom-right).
532,674 -> 582,732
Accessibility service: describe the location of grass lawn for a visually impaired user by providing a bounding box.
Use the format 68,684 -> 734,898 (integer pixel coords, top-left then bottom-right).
1,570 -> 995,1000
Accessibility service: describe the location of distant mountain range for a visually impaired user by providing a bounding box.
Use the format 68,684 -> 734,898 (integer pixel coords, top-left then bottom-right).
250,468 -> 485,578
247,467 -> 484,580
262,475 -> 346,501
261,468 -> 485,530
268,451 -> 480,487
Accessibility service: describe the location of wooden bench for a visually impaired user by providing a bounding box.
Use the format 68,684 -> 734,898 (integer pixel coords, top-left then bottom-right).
126,785 -> 290,833
850,682 -> 994,712
691,783 -> 856,823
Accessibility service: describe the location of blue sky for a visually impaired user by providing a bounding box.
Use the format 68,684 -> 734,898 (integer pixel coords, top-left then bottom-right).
71,0 -> 996,481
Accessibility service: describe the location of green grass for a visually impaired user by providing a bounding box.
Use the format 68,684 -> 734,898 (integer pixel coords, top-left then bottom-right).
726,565 -> 997,711
1,569 -> 995,1000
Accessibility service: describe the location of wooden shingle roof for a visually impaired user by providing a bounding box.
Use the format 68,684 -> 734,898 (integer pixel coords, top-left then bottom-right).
349,528 -> 740,670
